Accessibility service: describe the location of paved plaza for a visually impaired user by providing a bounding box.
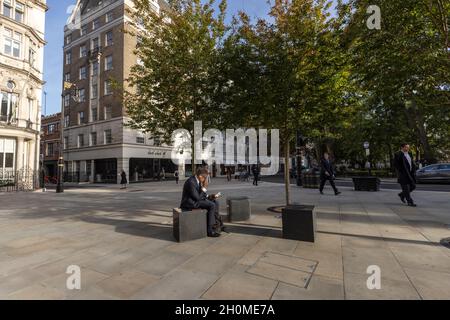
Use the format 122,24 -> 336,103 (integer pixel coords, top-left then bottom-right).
0,178 -> 449,300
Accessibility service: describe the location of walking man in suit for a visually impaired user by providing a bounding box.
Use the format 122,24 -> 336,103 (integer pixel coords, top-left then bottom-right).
319,152 -> 341,195
180,167 -> 223,237
394,143 -> 417,207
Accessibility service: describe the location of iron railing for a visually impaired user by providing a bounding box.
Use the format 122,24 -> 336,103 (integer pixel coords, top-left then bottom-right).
0,170 -> 39,192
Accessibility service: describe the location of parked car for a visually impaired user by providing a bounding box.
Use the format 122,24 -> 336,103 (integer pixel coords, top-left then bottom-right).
416,163 -> 450,184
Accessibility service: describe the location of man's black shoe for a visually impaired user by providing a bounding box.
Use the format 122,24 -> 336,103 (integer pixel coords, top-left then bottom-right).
320,191 -> 324,195
221,226 -> 229,233
207,232 -> 221,237
335,191 -> 341,196
407,203 -> 417,207
398,193 -> 406,203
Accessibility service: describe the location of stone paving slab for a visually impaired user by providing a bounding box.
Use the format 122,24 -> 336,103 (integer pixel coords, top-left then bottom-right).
1,178 -> 450,299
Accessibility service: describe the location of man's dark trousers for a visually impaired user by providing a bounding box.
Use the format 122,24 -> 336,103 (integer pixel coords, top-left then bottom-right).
320,176 -> 338,193
400,183 -> 416,204
193,200 -> 216,234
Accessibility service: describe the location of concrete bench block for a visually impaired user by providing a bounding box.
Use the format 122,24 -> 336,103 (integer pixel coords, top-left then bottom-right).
173,208 -> 207,242
226,197 -> 251,222
282,205 -> 316,242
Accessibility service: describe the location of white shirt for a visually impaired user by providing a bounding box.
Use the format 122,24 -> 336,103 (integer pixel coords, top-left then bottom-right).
403,151 -> 412,169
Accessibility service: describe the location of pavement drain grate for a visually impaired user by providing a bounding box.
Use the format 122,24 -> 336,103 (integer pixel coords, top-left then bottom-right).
246,251 -> 318,289
440,237 -> 450,249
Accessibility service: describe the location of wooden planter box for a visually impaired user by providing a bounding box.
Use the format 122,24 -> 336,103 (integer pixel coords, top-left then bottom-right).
352,176 -> 381,191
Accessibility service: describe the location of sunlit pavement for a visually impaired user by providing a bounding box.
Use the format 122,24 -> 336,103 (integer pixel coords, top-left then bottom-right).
1,178 -> 449,299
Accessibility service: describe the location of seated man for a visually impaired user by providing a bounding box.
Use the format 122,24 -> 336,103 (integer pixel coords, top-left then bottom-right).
180,167 -> 224,237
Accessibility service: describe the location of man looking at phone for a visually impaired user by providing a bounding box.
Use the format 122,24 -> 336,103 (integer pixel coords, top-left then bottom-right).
180,167 -> 224,237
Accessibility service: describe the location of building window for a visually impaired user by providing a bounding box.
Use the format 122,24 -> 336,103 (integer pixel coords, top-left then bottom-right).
92,37 -> 99,50
105,12 -> 114,23
92,18 -> 100,30
2,0 -> 12,18
78,111 -> 85,124
14,2 -> 24,23
4,28 -> 22,58
104,105 -> 112,119
0,138 -> 15,171
64,94 -> 70,107
91,107 -> 97,121
90,132 -> 97,146
64,115 -> 70,127
64,73 -> 71,82
136,136 -> 145,144
79,88 -> 85,102
104,80 -> 112,95
80,25 -> 87,36
79,66 -> 87,80
92,61 -> 99,76
80,44 -> 87,57
105,55 -> 113,71
91,84 -> 98,99
47,143 -> 54,156
78,134 -> 84,147
48,123 -> 57,133
64,136 -> 68,149
0,91 -> 18,123
65,51 -> 72,65
66,34 -> 72,45
105,31 -> 113,46
104,129 -> 112,144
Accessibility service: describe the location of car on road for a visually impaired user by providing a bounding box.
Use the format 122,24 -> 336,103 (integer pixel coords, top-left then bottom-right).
416,163 -> 450,184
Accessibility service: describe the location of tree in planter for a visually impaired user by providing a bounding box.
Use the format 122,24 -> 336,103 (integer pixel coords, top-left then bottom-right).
222,0 -> 351,205
124,0 -> 228,168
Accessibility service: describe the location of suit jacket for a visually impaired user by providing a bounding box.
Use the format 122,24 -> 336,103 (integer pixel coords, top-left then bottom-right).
180,176 -> 207,210
394,151 -> 416,185
320,159 -> 335,179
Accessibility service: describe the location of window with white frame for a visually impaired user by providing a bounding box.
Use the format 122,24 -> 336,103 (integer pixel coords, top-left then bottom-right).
0,90 -> 18,123
80,44 -> 87,57
64,115 -> 70,127
105,55 -> 113,71
105,11 -> 113,23
65,51 -> 72,64
80,25 -> 87,36
92,37 -> 99,50
0,137 -> 16,171
2,0 -> 12,18
4,28 -> 22,58
91,107 -> 97,121
79,66 -> 87,80
90,132 -> 97,146
78,88 -> 85,102
105,31 -> 113,46
64,136 -> 68,149
78,111 -> 85,124
64,73 -> 71,82
64,94 -> 70,107
66,33 -> 72,45
104,80 -> 112,95
14,1 -> 24,23
104,105 -> 112,119
104,129 -> 112,144
92,61 -> 99,76
92,18 -> 100,30
77,134 -> 84,147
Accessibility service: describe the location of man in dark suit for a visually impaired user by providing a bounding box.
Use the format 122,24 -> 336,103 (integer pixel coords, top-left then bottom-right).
319,152 -> 341,195
394,143 -> 417,207
180,167 -> 222,237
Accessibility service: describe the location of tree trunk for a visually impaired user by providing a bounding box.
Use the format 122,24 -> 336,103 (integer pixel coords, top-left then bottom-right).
284,137 -> 291,206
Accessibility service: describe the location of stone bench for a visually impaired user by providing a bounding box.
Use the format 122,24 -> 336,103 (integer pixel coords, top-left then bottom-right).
173,208 -> 207,242
352,176 -> 380,191
282,205 -> 316,242
226,197 -> 251,222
